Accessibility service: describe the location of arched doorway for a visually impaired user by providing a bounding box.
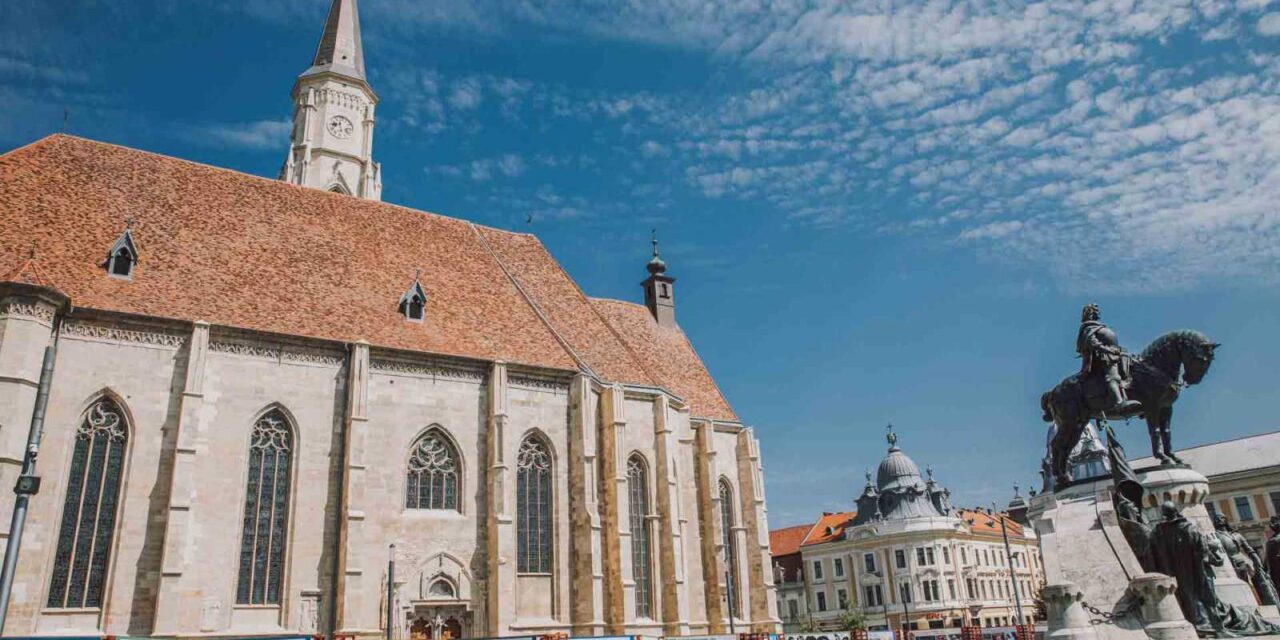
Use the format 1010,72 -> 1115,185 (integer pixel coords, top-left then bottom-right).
408,614 -> 463,640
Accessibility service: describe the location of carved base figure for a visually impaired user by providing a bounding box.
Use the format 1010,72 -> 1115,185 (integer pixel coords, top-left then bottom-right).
1213,514 -> 1280,606
1149,502 -> 1280,638
1267,517 -> 1280,602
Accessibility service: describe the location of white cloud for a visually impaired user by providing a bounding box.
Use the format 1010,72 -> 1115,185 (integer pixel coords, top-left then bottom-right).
1258,13 -> 1280,35
185,119 -> 291,151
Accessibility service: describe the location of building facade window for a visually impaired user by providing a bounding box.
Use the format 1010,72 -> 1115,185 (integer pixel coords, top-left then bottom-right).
1234,496 -> 1254,521
943,547 -> 950,564
406,429 -> 459,510
834,557 -> 845,578
895,549 -> 907,569
864,584 -> 883,608
235,409 -> 294,605
838,588 -> 849,610
788,600 -> 799,620
47,398 -> 129,609
899,582 -> 912,604
719,478 -> 740,618
813,560 -> 824,580
817,591 -> 828,612
516,435 -> 553,573
948,579 -> 956,599
1206,501 -> 1218,519
1270,491 -> 1280,517
961,547 -> 968,564
628,455 -> 654,618
864,552 -> 877,573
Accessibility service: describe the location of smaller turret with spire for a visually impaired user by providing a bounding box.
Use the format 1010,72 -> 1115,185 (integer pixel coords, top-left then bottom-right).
642,230 -> 677,327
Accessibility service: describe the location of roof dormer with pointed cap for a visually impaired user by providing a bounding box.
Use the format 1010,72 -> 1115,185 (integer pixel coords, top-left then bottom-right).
281,0 -> 382,201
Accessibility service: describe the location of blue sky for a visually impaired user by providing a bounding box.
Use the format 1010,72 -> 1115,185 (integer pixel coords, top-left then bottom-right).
4,0 -> 1280,527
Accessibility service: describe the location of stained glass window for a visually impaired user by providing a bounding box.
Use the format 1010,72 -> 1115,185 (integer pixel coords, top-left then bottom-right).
47,398 -> 129,609
236,409 -> 293,605
627,455 -> 653,618
516,435 -> 552,573
720,478 -> 740,618
406,429 -> 459,510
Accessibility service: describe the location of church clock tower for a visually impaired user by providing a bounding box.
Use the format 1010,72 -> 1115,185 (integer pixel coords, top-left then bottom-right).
280,0 -> 382,200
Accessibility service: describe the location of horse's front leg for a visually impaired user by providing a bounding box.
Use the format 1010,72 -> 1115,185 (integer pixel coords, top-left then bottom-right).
1161,407 -> 1184,465
1146,412 -> 1171,464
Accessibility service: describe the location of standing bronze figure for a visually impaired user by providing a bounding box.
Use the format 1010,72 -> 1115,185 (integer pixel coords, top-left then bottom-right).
1040,304 -> 1220,488
1213,514 -> 1280,606
1267,517 -> 1280,596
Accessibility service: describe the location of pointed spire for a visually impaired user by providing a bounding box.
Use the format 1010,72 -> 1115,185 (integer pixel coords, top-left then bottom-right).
303,0 -> 366,82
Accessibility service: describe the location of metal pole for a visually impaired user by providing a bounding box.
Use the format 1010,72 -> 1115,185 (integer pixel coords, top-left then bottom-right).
994,505 -> 1025,627
726,570 -> 737,635
900,581 -> 911,640
387,543 -> 396,640
0,314 -> 61,631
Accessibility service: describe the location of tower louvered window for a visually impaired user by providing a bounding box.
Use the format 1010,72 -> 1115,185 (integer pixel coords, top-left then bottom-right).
720,478 -> 740,618
47,398 -> 129,609
627,455 -> 653,618
236,410 -> 293,605
516,436 -> 553,573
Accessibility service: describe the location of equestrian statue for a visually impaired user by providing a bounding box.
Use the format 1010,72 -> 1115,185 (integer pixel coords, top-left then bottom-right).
1040,303 -> 1219,489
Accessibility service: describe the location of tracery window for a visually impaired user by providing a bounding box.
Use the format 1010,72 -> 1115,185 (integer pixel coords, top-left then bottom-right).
47,398 -> 129,609
236,409 -> 294,605
406,429 -> 459,511
516,435 -> 552,573
627,455 -> 653,618
720,478 -> 740,618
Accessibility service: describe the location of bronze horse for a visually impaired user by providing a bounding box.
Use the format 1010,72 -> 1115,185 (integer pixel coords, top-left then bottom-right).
1041,330 -> 1219,488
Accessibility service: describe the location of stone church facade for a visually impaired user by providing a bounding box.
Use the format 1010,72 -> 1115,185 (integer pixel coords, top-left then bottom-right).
0,1 -> 778,637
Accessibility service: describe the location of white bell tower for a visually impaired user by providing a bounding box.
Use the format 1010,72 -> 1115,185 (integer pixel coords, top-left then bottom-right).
280,0 -> 382,200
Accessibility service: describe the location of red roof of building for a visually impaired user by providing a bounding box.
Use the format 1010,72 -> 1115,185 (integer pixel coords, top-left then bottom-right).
769,523 -> 814,557
956,508 -> 1024,537
0,135 -> 737,420
801,511 -> 857,546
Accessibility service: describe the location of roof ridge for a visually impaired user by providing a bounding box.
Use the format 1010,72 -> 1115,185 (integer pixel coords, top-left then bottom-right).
4,134 -> 524,233
469,223 -> 595,378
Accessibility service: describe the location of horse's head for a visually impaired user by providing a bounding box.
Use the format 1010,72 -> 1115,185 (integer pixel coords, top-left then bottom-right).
1181,333 -> 1219,385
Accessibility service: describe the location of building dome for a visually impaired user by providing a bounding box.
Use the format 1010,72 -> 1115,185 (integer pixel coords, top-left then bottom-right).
877,447 -> 925,493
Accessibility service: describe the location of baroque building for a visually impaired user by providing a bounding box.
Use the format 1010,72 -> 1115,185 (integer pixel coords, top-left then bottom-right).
770,431 -> 1043,637
0,0 -> 778,637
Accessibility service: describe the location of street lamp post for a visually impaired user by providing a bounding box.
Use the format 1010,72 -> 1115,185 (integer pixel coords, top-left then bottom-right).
871,570 -> 890,631
993,504 -> 1026,628
899,581 -> 912,640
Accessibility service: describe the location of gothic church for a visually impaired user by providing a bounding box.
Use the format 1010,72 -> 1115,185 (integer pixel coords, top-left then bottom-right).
0,0 -> 778,637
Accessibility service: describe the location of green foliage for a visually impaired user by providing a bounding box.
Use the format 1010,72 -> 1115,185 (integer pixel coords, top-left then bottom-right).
839,609 -> 868,632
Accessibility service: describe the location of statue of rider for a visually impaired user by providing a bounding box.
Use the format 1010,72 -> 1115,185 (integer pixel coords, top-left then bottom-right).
1076,303 -> 1141,417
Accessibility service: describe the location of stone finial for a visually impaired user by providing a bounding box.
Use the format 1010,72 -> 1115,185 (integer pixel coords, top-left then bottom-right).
1042,583 -> 1099,640
1130,573 -> 1196,640
886,423 -> 898,449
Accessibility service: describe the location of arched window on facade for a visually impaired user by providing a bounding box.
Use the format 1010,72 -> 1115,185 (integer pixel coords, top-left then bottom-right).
236,409 -> 294,605
428,578 -> 456,599
406,428 -> 459,511
47,397 -> 129,609
720,478 -> 741,618
516,434 -> 552,573
627,454 -> 653,618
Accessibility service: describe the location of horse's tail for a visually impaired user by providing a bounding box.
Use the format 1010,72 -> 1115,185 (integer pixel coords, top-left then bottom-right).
1040,390 -> 1054,423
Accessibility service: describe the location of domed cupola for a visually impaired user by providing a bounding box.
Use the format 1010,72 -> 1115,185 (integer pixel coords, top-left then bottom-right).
877,427 -> 925,492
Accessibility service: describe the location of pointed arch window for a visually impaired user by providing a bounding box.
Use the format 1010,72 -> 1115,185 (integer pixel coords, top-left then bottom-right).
517,435 -> 553,573
47,398 -> 129,609
236,409 -> 294,605
627,454 -> 653,618
720,478 -> 741,618
406,429 -> 459,511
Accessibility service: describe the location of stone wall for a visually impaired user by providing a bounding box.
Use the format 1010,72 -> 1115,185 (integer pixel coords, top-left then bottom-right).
0,305 -> 779,638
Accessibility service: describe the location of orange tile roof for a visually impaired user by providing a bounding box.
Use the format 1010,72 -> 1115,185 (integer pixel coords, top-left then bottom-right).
955,508 -> 1024,537
589,298 -> 737,421
769,523 -> 814,557
801,511 -> 857,546
0,135 -> 738,420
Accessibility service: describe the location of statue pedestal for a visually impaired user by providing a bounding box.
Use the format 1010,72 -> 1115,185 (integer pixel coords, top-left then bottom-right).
1029,479 -> 1151,640
1135,467 -> 1267,619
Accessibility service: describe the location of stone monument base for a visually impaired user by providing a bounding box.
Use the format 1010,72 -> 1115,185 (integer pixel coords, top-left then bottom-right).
1030,477 -> 1162,640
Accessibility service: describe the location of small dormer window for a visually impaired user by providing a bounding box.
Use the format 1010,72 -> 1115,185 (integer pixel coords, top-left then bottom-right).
398,273 -> 427,323
104,221 -> 138,280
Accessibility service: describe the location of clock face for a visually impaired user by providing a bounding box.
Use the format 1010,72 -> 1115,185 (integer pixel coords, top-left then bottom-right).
327,115 -> 354,139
